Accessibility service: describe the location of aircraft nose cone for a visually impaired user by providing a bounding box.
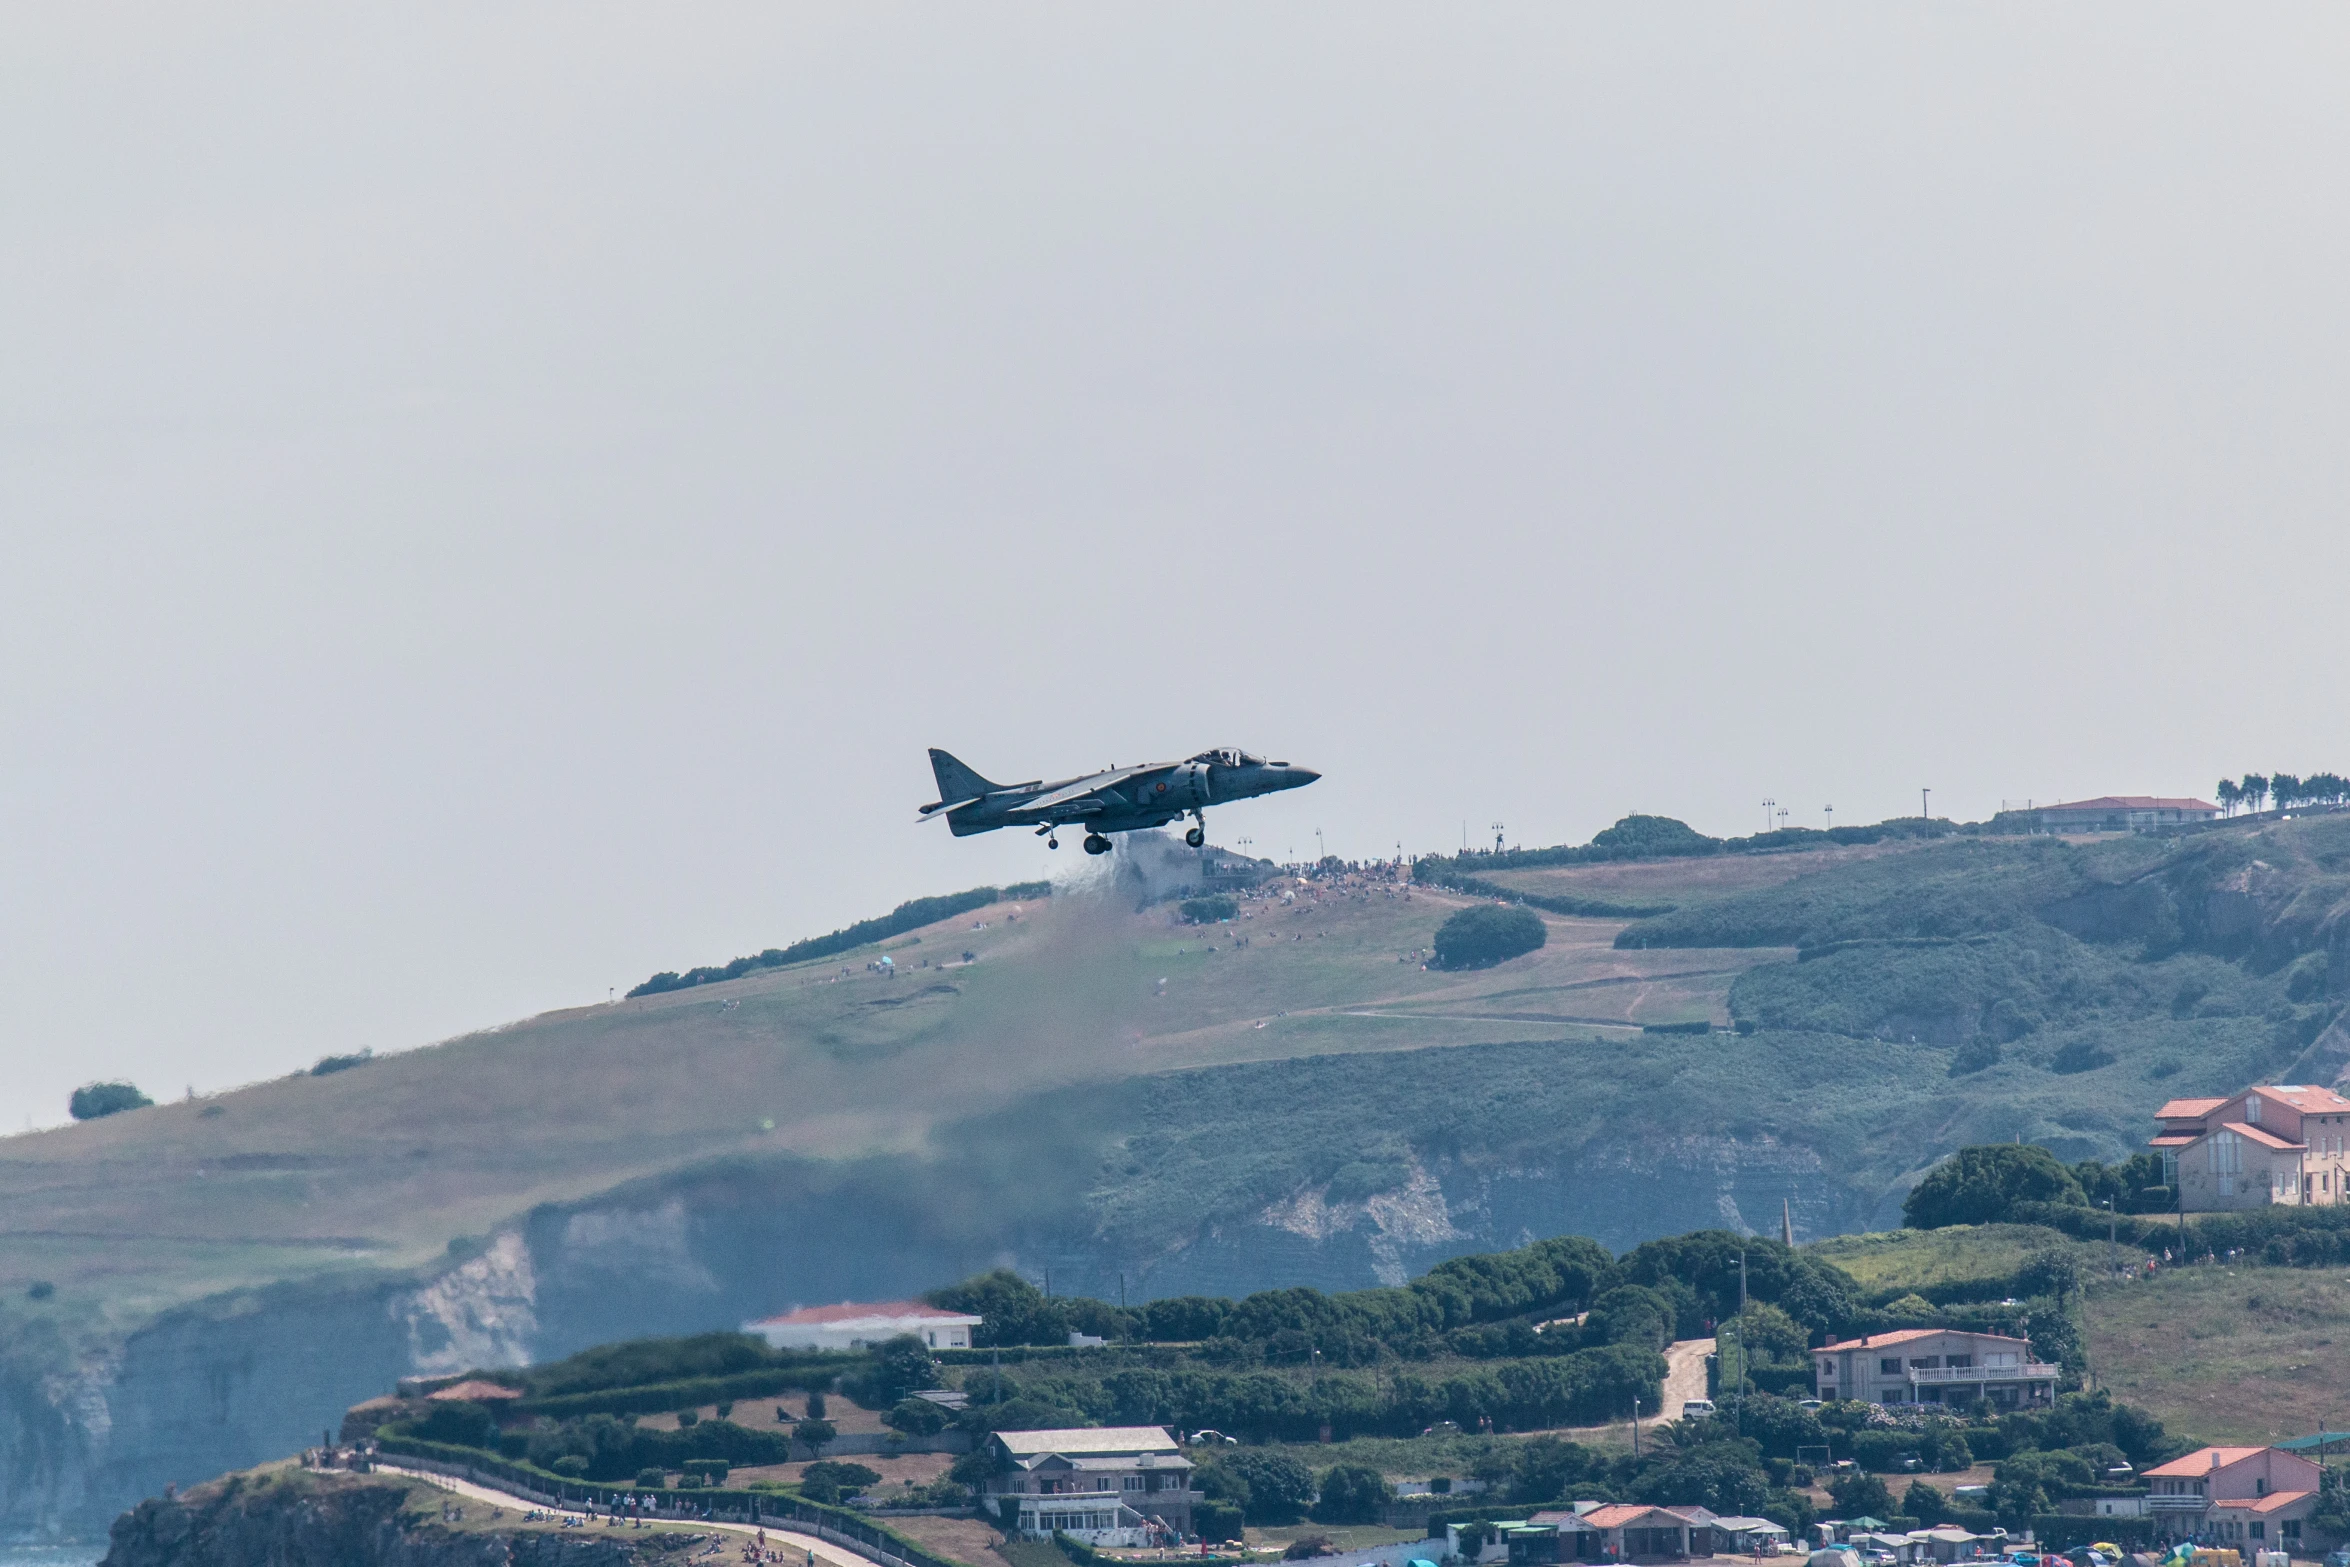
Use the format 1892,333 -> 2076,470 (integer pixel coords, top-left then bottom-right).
1287,766 -> 1321,788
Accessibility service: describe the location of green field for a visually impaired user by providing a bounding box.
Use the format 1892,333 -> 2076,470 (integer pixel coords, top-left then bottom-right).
2084,1263 -> 2350,1444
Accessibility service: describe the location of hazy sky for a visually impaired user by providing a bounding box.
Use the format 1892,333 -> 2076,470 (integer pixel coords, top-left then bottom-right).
6,5 -> 2348,1130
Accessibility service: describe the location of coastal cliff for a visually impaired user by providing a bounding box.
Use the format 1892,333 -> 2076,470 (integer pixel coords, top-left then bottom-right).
102,1468 -> 659,1567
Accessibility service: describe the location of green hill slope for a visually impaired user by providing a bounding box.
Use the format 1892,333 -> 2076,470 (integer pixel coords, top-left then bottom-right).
3,812 -> 2347,1539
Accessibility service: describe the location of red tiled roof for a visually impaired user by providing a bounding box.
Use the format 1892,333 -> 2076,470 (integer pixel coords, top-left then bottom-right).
2251,1084 -> 2350,1114
2040,797 -> 2218,812
2144,1447 -> 2269,1479
2155,1098 -> 2227,1121
2214,1491 -> 2317,1515
1579,1505 -> 1700,1530
2222,1121 -> 2305,1151
1818,1327 -> 2027,1353
748,1300 -> 980,1326
2150,1134 -> 2198,1148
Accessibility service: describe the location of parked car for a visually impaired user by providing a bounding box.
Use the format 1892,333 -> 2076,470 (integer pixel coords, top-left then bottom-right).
1681,1399 -> 1718,1418
1796,1399 -> 1826,1411
2323,1551 -> 2350,1567
1187,1429 -> 1238,1445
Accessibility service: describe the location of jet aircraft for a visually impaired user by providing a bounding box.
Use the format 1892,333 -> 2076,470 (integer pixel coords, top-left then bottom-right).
919,747 -> 1319,854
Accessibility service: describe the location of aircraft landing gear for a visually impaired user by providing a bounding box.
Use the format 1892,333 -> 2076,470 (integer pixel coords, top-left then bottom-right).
1185,813 -> 1206,849
1083,833 -> 1112,855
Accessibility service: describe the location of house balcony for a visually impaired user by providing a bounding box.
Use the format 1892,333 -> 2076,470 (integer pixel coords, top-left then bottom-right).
1907,1363 -> 2059,1386
2147,1495 -> 2211,1512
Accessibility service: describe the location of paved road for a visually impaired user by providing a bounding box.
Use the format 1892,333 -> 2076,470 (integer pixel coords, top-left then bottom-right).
376,1464 -> 876,1567
1662,1337 -> 1717,1417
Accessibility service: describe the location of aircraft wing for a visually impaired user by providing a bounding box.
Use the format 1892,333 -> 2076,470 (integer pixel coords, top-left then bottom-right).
1017,765 -> 1167,815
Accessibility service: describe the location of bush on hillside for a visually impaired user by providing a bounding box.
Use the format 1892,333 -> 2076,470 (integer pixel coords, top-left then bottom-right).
1590,815 -> 1722,858
69,1082 -> 151,1120
1311,1464 -> 1391,1523
884,1396 -> 948,1436
1180,895 -> 1238,925
1829,1469 -> 1894,1518
636,1467 -> 669,1489
1206,1448 -> 1317,1524
311,1050 -> 373,1076
1433,905 -> 1546,970
1904,1145 -> 2088,1229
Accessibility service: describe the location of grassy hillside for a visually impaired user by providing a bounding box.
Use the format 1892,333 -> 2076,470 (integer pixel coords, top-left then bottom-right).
4,811 -> 2345,1358
2084,1263 -> 2350,1444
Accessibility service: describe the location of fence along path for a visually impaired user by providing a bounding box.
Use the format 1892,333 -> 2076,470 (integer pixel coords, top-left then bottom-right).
374,1457 -> 928,1567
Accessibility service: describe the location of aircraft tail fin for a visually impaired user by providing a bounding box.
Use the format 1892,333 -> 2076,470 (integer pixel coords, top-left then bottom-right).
928,748 -> 1003,804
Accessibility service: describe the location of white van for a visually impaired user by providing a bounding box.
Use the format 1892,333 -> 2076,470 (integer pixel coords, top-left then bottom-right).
1680,1399 -> 1718,1417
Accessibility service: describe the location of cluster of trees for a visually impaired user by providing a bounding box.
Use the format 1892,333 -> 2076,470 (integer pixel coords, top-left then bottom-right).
951,1345 -> 1665,1443
68,1081 -> 151,1120
2215,773 -> 2350,816
1431,905 -> 1547,970
1904,1144 -> 2181,1228
926,1231 -> 1859,1362
627,882 -> 1048,998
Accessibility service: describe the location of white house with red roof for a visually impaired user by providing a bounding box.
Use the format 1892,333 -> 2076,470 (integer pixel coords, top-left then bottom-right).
2031,797 -> 2219,834
2153,1083 -> 2350,1211
1812,1327 -> 2055,1409
2144,1445 -> 2322,1549
743,1300 -> 982,1352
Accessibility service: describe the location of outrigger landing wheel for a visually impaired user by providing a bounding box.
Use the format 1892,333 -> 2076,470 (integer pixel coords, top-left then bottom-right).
1083,833 -> 1112,855
1185,826 -> 1206,848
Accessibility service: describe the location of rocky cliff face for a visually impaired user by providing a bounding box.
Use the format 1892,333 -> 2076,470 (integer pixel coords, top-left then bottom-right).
0,1030 -> 1975,1543
102,1470 -> 640,1567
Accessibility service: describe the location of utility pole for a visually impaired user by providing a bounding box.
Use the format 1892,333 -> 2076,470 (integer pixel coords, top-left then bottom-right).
1736,1250 -> 1748,1435
1921,787 -> 1931,821
1762,799 -> 1775,833
1824,805 -> 1833,830
1631,1395 -> 1641,1459
1491,821 -> 1505,853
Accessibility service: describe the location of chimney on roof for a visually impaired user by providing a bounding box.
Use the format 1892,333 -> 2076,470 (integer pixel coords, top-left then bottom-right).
2210,1450 -> 2220,1471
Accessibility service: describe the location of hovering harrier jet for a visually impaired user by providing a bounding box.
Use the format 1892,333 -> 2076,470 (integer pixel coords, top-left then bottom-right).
919,747 -> 1319,854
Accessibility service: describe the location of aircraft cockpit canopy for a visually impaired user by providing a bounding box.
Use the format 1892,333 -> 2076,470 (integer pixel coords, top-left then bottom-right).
1190,748 -> 1266,767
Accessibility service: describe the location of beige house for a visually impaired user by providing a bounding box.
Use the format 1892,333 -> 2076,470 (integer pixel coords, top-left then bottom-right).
978,1427 -> 1197,1546
2154,1084 -> 2350,1211
2145,1446 -> 2322,1549
1813,1328 -> 2056,1409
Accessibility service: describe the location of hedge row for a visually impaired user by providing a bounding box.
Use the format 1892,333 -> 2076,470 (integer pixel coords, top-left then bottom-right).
1412,865 -> 1675,921
519,1365 -> 840,1420
2007,1199 -> 2350,1264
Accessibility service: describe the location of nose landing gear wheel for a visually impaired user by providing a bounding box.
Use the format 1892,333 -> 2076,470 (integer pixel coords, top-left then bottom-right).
1047,836 -> 1060,850
1185,826 -> 1206,848
1083,833 -> 1112,855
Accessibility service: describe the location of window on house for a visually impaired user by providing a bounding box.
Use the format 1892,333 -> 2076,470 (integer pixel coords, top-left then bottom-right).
1946,1355 -> 1974,1368
1908,1357 -> 1941,1368
1880,1358 -> 1903,1374
2247,1097 -> 2262,1124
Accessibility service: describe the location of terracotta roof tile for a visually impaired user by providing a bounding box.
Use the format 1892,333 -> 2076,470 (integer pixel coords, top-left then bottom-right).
2221,1121 -> 2304,1151
2144,1447 -> 2269,1478
2155,1098 -> 2227,1120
